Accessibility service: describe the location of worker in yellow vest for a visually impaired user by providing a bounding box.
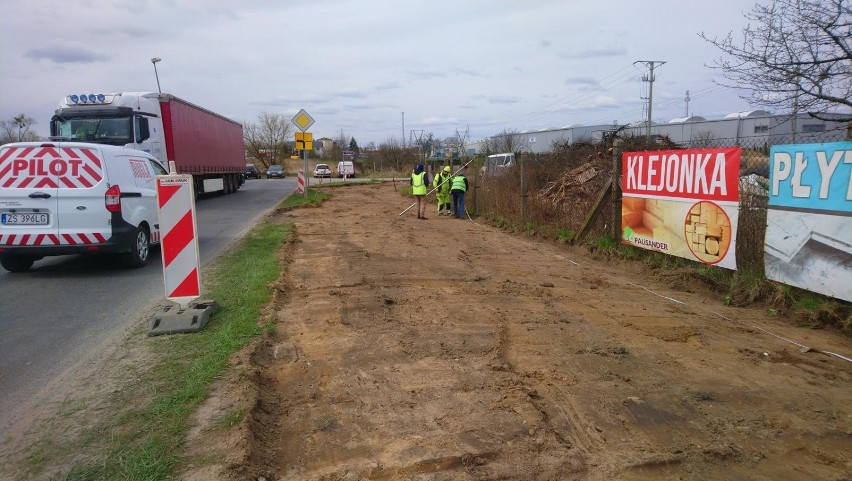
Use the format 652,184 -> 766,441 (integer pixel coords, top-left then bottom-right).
433,165 -> 453,216
410,163 -> 429,219
451,167 -> 469,219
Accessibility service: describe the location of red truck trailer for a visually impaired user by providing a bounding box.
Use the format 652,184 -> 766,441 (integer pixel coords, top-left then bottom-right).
51,92 -> 246,196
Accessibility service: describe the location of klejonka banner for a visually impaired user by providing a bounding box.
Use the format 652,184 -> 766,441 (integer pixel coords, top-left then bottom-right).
621,147 -> 741,270
765,141 -> 852,303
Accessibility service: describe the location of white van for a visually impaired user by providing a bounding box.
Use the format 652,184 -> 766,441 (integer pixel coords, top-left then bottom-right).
0,142 -> 166,272
480,153 -> 516,177
337,161 -> 355,178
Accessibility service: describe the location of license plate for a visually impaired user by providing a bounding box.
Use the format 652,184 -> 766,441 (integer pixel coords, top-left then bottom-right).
1,213 -> 49,225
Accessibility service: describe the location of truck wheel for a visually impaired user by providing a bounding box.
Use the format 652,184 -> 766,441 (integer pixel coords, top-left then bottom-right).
122,225 -> 150,268
0,254 -> 36,272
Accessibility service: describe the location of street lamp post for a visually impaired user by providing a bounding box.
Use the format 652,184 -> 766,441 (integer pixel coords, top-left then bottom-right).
151,57 -> 162,94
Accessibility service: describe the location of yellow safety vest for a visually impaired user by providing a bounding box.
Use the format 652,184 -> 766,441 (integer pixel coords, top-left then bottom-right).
411,172 -> 427,195
451,175 -> 467,192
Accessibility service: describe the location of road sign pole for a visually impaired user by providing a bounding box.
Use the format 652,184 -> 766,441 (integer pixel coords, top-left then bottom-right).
303,149 -> 308,197
291,109 -> 315,199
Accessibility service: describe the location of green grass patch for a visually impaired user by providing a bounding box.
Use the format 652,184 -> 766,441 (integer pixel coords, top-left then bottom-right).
35,221 -> 293,481
215,408 -> 247,430
280,188 -> 328,208
557,229 -> 574,242
593,236 -> 618,251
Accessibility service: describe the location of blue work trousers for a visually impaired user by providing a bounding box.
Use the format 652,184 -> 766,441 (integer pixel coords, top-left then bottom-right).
452,190 -> 466,218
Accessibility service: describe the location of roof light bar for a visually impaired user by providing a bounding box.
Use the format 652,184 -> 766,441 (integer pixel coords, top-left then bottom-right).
65,94 -> 115,105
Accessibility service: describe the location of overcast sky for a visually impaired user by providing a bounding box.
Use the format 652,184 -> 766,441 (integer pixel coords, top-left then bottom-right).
1,0 -> 761,145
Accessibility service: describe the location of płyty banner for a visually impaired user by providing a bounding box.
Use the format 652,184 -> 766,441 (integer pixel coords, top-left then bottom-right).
621,147 -> 741,270
765,141 -> 852,302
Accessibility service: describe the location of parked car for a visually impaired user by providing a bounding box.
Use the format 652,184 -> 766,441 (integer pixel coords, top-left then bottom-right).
313,163 -> 332,178
266,165 -> 285,179
245,163 -> 260,179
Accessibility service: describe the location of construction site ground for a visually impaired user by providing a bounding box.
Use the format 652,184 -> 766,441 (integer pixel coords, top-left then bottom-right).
178,182 -> 852,481
2,180 -> 849,481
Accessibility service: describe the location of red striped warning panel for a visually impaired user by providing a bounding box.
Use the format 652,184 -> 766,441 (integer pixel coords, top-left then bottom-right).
156,175 -> 201,305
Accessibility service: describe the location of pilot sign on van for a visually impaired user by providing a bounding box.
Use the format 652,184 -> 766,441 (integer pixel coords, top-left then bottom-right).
1,146 -> 104,189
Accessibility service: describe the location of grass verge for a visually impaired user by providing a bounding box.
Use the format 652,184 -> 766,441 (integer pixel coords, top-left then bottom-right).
280,187 -> 328,208
59,221 -> 290,481
13,197 -> 307,480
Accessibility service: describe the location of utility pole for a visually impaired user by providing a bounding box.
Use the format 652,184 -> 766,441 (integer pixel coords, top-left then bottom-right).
634,60 -> 666,142
684,90 -> 690,117
401,112 -> 405,147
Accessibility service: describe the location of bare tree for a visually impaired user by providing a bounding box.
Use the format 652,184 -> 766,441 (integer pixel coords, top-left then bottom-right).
243,112 -> 293,169
489,128 -> 526,154
321,129 -> 349,162
411,131 -> 434,160
691,131 -> 719,148
377,136 -> 416,172
700,0 -> 851,119
0,114 -> 40,144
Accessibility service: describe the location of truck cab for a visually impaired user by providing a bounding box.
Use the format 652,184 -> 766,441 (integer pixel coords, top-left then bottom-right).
51,93 -> 165,164
50,92 -> 245,197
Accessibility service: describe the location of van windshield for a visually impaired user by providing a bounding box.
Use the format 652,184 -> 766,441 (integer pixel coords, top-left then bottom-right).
487,155 -> 511,166
54,116 -> 132,145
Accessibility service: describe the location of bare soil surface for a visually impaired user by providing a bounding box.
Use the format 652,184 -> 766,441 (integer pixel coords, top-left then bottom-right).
185,183 -> 851,480
2,182 -> 849,481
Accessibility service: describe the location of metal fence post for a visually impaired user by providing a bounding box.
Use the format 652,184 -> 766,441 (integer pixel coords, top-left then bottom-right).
473,158 -> 479,215
521,156 -> 528,226
611,138 -> 623,240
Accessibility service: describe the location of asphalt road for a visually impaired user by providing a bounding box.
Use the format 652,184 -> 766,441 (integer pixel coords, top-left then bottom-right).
0,178 -> 296,431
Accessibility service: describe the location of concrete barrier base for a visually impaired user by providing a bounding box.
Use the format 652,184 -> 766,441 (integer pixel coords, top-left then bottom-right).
148,300 -> 218,336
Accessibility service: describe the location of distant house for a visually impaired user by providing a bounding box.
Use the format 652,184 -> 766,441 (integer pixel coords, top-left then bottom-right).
315,137 -> 334,157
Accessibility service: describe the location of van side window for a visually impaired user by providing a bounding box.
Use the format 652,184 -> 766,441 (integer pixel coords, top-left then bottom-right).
149,159 -> 167,176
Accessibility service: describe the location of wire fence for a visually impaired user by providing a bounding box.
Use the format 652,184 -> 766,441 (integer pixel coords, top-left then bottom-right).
471,127 -> 849,270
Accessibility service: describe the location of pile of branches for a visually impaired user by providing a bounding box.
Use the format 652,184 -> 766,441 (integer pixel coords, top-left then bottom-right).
537,157 -> 612,208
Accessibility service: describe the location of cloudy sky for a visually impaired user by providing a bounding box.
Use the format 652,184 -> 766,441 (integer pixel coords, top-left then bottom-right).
1,0 -> 760,145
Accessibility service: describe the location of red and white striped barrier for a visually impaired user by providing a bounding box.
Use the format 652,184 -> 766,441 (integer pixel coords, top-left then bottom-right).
156,174 -> 201,308
297,170 -> 305,194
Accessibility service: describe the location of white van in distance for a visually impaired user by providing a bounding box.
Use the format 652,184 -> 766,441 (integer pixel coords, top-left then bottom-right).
480,153 -> 516,177
0,142 -> 166,272
337,161 -> 355,178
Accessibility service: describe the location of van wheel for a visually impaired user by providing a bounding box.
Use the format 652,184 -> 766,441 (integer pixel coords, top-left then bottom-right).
0,254 -> 35,272
122,226 -> 150,268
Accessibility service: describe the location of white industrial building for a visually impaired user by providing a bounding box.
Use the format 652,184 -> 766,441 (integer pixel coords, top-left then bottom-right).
467,111 -> 850,155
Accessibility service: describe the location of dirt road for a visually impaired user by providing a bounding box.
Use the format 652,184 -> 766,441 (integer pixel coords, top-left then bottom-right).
186,183 -> 851,481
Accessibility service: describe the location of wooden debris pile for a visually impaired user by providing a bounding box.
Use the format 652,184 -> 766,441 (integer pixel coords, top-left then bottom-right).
537,159 -> 611,208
